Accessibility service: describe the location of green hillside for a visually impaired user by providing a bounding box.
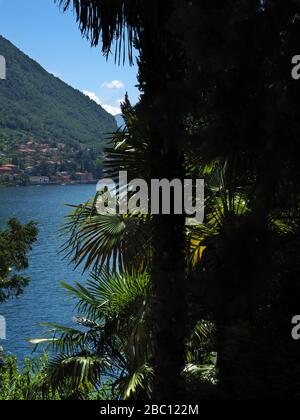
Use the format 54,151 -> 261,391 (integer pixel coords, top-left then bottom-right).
0,35 -> 116,147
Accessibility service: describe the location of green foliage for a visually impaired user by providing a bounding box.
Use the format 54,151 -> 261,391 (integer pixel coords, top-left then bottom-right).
104,95 -> 151,182
0,354 -> 58,400
34,265 -> 217,399
0,35 -> 117,183
0,36 -> 116,147
33,99 -> 218,400
0,219 -> 38,302
62,201 -> 151,273
0,354 -> 113,400
4,0 -> 300,401
32,270 -> 153,399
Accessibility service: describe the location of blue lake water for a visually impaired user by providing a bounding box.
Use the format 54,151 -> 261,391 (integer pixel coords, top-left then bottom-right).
0,185 -> 95,361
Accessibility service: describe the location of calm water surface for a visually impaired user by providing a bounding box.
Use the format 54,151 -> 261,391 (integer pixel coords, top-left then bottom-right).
0,185 -> 95,360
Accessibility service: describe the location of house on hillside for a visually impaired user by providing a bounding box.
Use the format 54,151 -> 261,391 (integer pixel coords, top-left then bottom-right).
29,176 -> 50,185
75,171 -> 95,183
0,164 -> 18,174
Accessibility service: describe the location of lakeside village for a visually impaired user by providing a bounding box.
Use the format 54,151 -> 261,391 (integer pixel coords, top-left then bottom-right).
0,140 -> 99,186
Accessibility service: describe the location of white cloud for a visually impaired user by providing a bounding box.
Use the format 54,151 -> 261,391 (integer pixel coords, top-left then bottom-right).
101,105 -> 121,116
83,90 -> 102,105
83,90 -> 121,116
101,80 -> 125,89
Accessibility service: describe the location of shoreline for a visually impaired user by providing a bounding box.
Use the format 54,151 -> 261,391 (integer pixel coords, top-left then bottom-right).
0,181 -> 98,188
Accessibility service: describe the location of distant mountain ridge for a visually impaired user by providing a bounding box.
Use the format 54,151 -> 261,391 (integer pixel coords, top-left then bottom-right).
0,35 -> 117,147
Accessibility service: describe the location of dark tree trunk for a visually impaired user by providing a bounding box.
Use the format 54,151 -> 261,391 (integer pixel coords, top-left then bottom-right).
150,151 -> 187,400
137,4 -> 189,399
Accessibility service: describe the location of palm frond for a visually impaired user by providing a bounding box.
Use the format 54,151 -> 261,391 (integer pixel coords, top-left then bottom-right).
186,160 -> 250,266
62,200 -> 151,272
56,0 -> 141,64
187,225 -> 216,266
204,161 -> 249,228
30,323 -> 99,355
61,270 -> 150,321
45,352 -> 109,390
33,269 -> 152,398
119,363 -> 153,400
103,97 -> 150,181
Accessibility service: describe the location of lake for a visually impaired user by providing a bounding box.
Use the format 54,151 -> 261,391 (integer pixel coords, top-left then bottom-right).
0,185 -> 95,361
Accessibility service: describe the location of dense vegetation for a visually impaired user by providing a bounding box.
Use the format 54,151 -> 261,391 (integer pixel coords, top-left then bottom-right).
32,93 -> 300,399
0,36 -> 116,182
0,355 -> 112,400
0,36 -> 116,147
0,219 -> 38,302
2,0 -> 300,401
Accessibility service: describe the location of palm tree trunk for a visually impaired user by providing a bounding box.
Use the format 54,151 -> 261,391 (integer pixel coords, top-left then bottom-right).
147,141 -> 187,399
151,193 -> 187,400
143,84 -> 188,401
137,3 -> 189,400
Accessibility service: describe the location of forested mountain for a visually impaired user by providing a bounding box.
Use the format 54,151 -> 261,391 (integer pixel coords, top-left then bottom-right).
0,35 -> 116,148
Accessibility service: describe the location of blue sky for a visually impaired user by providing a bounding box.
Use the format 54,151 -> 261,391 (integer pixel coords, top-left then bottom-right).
0,0 -> 140,115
